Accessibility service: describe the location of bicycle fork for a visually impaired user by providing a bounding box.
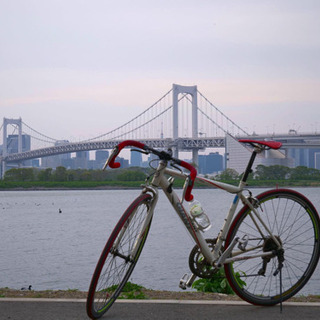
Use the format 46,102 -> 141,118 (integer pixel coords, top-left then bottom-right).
111,186 -> 158,262
129,187 -> 158,260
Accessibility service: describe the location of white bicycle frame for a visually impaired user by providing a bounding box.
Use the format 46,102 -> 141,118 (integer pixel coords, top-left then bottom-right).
105,139 -> 283,289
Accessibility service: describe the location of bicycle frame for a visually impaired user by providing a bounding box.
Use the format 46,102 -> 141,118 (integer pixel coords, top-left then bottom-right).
105,139 -> 283,288
138,149 -> 281,288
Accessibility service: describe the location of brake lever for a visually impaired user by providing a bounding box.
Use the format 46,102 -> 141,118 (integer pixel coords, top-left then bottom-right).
131,148 -> 150,155
102,147 -> 119,170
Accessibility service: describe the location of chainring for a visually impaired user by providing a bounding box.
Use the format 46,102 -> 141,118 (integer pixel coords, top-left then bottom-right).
188,238 -> 220,279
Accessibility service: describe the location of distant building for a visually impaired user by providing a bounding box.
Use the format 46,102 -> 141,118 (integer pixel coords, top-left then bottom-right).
31,159 -> 40,167
96,150 -> 109,162
315,152 -> 320,170
41,140 -> 71,169
225,134 -> 294,175
61,158 -> 74,169
7,134 -> 32,167
94,150 -> 109,169
40,148 -> 111,170
7,134 -> 31,154
287,148 -> 320,168
131,151 -> 142,167
198,152 -> 223,175
118,157 -> 129,168
74,151 -> 89,169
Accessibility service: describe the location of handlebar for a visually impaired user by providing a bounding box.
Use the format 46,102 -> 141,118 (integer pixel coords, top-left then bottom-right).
104,140 -> 197,202
106,140 -> 146,169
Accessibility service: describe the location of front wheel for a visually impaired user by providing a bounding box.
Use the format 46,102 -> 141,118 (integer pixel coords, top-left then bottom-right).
224,189 -> 320,306
86,193 -> 153,319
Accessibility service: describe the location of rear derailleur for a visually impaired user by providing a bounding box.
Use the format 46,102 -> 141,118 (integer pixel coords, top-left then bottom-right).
258,236 -> 284,276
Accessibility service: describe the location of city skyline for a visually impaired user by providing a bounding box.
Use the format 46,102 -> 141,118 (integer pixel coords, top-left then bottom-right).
3,131 -> 320,173
1,1 -> 319,142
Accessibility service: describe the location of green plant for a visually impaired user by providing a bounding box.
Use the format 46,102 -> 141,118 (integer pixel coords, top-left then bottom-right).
192,269 -> 246,294
105,282 -> 147,299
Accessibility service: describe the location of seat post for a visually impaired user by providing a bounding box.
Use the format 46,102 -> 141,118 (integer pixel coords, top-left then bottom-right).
242,150 -> 257,183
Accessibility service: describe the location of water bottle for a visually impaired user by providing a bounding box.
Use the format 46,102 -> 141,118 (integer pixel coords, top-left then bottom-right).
189,199 -> 211,232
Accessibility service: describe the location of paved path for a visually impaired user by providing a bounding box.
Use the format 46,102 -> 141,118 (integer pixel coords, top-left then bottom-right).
0,299 -> 319,320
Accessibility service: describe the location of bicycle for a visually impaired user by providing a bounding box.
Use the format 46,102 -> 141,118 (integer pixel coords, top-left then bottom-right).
87,139 -> 320,319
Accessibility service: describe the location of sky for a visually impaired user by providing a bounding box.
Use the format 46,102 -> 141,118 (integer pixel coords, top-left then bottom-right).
1,0 -> 319,142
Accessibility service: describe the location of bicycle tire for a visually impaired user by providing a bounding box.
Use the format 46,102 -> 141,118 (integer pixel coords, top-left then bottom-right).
86,193 -> 152,319
224,189 -> 320,306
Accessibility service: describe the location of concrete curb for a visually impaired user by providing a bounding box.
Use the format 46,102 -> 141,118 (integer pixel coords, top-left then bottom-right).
1,298 -> 320,307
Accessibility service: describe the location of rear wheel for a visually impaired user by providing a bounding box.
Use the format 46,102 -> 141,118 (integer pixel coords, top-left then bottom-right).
225,189 -> 320,306
86,193 -> 152,319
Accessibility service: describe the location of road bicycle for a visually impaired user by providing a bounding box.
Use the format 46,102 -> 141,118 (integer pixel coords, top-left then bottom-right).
86,139 -> 320,319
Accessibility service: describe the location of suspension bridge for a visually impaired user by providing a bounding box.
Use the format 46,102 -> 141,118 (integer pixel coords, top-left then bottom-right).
1,84 -> 320,177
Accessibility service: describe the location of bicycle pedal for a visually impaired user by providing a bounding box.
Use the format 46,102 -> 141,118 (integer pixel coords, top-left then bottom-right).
179,273 -> 197,290
179,273 -> 188,290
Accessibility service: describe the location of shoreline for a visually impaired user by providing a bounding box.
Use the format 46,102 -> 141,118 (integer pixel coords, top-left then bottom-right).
0,184 -> 319,191
1,288 -> 319,303
0,186 -> 139,191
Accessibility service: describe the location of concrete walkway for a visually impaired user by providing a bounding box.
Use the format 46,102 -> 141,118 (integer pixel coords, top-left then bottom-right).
0,298 -> 319,320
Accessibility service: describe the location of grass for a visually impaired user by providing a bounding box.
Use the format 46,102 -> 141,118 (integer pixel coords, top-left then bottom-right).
106,282 -> 147,300
66,288 -> 79,292
1,179 -> 320,190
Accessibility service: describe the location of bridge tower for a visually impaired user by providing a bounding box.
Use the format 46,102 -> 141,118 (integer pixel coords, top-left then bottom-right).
1,117 -> 23,177
172,84 -> 199,164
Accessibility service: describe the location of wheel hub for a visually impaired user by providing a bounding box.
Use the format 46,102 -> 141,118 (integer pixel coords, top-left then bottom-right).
263,235 -> 282,252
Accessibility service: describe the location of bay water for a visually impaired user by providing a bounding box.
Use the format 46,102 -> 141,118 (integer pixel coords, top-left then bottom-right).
0,187 -> 319,295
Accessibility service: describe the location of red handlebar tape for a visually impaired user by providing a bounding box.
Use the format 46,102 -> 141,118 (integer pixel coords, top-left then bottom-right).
108,140 -> 146,169
107,140 -> 197,202
179,160 -> 197,202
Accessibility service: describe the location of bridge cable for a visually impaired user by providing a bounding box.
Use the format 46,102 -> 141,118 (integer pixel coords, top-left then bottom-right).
112,105 -> 173,140
110,93 -> 189,140
22,130 -> 58,144
182,94 -> 234,136
197,90 -> 250,136
22,121 -> 58,142
85,88 -> 173,142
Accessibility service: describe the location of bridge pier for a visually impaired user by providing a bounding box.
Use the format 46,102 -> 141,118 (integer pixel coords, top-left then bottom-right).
172,84 -> 199,165
3,118 -> 23,157
1,118 -> 23,179
192,149 -> 199,166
